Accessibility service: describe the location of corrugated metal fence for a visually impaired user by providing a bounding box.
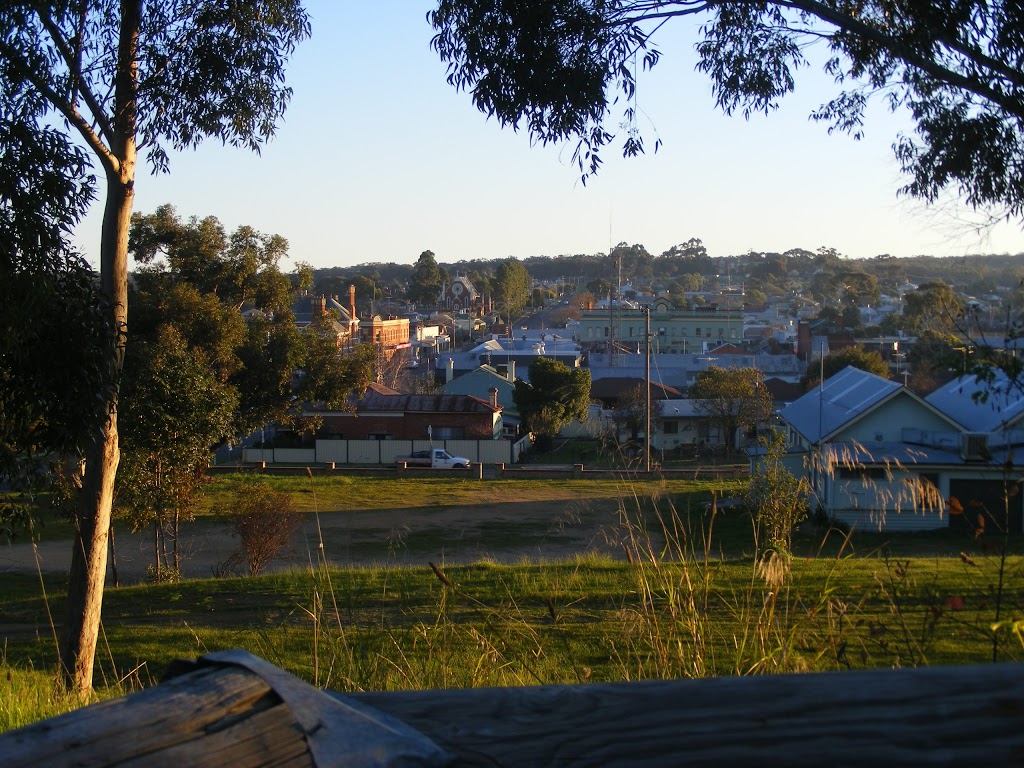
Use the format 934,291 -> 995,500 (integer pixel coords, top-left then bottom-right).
241,437 -> 531,467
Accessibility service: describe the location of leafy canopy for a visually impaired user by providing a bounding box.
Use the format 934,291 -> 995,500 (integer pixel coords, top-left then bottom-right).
493,258 -> 532,319
408,250 -> 445,306
801,346 -> 890,389
513,357 -> 592,438
689,366 -> 770,448
430,0 -> 1024,215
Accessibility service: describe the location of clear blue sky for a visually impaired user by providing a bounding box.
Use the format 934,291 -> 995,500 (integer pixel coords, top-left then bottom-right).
74,1 -> 1024,271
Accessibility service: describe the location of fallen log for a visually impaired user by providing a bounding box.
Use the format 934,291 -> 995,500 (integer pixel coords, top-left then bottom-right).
4,651 -> 1024,766
1,650 -> 449,768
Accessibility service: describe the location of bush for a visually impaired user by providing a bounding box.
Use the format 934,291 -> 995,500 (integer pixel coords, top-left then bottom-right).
228,479 -> 302,576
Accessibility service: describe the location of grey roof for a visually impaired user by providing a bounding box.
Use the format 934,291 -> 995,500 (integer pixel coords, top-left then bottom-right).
821,440 -> 1016,469
779,366 -> 901,443
358,390 -> 499,414
926,370 -> 1024,432
659,399 -> 708,418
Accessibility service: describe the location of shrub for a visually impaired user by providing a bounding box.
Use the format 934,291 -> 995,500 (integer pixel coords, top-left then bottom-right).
228,479 -> 302,576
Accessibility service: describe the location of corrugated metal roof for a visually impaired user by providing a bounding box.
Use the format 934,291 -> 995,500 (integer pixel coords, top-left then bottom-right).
820,441 -> 963,466
358,390 -> 499,414
780,366 -> 900,443
926,371 -> 1024,432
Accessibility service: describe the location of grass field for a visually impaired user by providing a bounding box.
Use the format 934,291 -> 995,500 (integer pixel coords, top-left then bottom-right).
3,473 -> 1024,733
194,472 -> 745,518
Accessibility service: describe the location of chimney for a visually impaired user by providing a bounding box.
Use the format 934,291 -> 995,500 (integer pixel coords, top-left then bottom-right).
507,360 -> 515,383
348,285 -> 357,336
446,357 -> 455,384
488,387 -> 499,409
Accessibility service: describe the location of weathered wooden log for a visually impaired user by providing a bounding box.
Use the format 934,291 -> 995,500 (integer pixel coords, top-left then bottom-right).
351,663 -> 1024,766
6,652 -> 1024,766
1,650 -> 449,768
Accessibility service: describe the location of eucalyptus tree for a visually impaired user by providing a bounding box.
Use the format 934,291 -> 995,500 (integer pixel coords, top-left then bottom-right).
493,258 -> 532,322
408,250 -> 445,306
429,0 -> 1024,218
0,0 -> 310,694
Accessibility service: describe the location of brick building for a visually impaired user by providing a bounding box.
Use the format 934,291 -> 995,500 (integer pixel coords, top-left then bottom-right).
310,383 -> 502,441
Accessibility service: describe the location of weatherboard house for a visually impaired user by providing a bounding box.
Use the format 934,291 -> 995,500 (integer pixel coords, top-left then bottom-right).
777,366 -> 1024,532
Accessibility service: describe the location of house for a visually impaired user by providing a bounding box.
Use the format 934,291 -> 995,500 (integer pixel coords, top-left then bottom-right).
589,377 -> 683,408
441,336 -> 583,384
777,366 -> 969,531
441,363 -> 520,438
656,399 -> 728,452
308,382 -> 502,441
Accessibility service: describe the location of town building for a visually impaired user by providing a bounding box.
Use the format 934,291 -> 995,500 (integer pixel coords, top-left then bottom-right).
577,295 -> 744,355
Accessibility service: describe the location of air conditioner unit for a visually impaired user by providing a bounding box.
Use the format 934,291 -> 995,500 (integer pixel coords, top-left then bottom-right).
960,432 -> 990,461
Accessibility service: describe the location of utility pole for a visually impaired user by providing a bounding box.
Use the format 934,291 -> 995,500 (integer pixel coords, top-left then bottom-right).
645,304 -> 651,473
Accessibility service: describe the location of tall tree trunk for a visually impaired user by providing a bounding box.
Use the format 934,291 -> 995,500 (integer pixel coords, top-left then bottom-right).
58,0 -> 140,697
59,151 -> 135,698
108,522 -> 119,589
173,507 -> 180,577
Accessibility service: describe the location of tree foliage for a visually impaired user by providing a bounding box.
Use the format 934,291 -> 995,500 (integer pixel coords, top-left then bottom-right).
2,0 -> 310,693
689,366 -> 770,450
801,345 -> 891,389
900,280 -> 964,335
115,208 -> 375,577
408,250 -> 445,306
745,430 -> 808,567
0,83 -> 115,539
116,324 -> 236,579
129,208 -> 375,436
0,262 -> 115,539
513,357 -> 591,442
612,383 -> 658,442
493,258 -> 532,320
429,0 -> 1024,216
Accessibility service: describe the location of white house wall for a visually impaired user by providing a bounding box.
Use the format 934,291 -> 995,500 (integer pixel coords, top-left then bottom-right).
829,472 -> 945,532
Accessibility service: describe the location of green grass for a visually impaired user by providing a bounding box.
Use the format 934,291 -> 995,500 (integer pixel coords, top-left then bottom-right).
5,475 -> 1024,732
193,473 -> 747,521
4,532 -> 1023,732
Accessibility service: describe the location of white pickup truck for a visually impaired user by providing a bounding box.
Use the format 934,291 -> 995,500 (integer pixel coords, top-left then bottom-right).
395,448 -> 471,469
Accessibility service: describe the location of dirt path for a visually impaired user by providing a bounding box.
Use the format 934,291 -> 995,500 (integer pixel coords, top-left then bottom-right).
0,499 -> 633,584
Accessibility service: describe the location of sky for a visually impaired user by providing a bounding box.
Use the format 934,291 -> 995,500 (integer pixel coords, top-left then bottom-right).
73,1 -> 1024,272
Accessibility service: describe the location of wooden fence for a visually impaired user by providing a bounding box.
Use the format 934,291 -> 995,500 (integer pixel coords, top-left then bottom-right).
5,649 -> 1024,766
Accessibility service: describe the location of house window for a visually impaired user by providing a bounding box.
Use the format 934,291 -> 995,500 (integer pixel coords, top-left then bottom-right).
663,421 -> 679,434
659,327 -> 666,336
604,326 -> 609,337
695,327 -> 701,337
368,433 -> 393,440
432,426 -> 465,440
839,467 -> 888,480
629,327 -> 634,337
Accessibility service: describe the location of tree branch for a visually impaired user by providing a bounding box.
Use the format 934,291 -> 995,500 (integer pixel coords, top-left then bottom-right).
605,0 -> 1024,121
36,8 -> 116,146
